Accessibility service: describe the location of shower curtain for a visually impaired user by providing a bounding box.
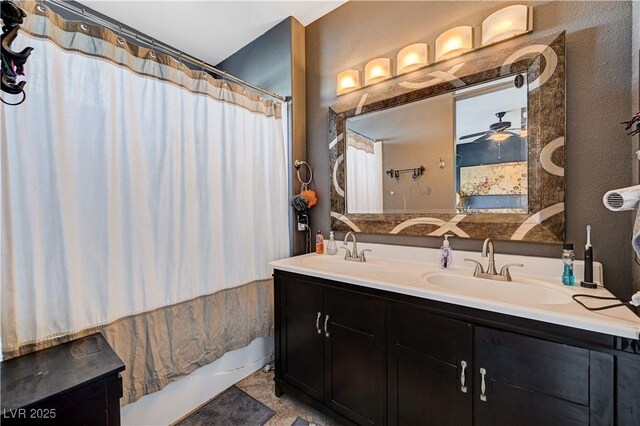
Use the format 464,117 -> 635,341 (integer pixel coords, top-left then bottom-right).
346,131 -> 384,213
1,3 -> 289,404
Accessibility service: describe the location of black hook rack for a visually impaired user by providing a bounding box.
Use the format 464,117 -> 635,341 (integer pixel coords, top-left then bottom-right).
621,111 -> 640,137
386,166 -> 426,181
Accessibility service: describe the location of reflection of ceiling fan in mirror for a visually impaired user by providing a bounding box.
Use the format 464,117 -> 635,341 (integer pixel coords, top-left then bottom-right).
459,112 -> 520,144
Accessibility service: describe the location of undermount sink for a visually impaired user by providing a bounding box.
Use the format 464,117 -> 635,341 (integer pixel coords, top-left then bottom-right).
296,254 -> 382,274
423,273 -> 572,306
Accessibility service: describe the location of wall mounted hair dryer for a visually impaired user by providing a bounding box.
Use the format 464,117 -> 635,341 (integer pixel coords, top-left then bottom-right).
602,185 -> 640,211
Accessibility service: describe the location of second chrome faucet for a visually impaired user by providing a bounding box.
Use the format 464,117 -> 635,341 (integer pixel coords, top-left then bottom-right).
341,231 -> 371,262
465,238 -> 523,282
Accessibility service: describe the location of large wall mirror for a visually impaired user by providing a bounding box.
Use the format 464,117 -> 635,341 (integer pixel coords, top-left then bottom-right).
329,32 -> 565,242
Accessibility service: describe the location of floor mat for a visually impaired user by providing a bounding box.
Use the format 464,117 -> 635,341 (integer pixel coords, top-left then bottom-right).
176,386 -> 276,426
290,417 -> 311,426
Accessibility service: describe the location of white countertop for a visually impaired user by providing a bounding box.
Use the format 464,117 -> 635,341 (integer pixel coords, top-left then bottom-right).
270,242 -> 640,340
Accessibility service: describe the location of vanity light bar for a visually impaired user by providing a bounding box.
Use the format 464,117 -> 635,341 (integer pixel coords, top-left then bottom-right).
482,5 -> 533,46
337,4 -> 533,95
364,58 -> 392,85
337,69 -> 361,95
397,43 -> 428,74
435,26 -> 474,62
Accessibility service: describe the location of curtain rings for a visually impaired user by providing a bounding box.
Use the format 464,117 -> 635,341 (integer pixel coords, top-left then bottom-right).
116,25 -> 125,46
35,2 -> 47,14
79,9 -> 89,32
294,160 -> 313,191
149,40 -> 157,59
219,70 -> 229,87
200,61 -> 207,79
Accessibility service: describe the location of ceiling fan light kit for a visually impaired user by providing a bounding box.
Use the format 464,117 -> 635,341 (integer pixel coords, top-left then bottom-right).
459,111 -> 521,144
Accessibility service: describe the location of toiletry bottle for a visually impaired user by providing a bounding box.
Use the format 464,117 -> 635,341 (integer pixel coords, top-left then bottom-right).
440,234 -> 454,269
315,230 -> 324,254
326,231 -> 338,255
561,243 -> 575,285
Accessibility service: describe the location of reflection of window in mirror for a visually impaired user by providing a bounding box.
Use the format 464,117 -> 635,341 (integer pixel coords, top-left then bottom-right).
455,74 -> 529,214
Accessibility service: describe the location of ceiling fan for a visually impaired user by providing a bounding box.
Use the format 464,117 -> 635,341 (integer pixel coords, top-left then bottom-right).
458,111 -> 520,144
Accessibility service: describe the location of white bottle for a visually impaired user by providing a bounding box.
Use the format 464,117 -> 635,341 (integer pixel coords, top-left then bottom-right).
440,234 -> 454,269
326,231 -> 338,255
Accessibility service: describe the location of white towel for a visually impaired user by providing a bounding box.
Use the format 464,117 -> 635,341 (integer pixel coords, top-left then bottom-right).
633,208 -> 640,258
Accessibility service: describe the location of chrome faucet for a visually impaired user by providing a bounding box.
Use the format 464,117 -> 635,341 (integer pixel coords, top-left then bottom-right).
341,231 -> 371,262
482,238 -> 497,275
464,238 -> 523,282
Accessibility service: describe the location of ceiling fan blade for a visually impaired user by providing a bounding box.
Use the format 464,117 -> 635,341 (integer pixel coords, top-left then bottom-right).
472,135 -> 490,143
459,131 -> 487,140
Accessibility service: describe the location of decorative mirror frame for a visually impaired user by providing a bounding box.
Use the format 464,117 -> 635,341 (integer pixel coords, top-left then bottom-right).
329,32 -> 565,243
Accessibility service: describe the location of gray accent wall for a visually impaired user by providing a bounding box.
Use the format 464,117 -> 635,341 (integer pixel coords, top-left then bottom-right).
305,1 -> 635,298
217,18 -> 293,98
217,17 -> 306,255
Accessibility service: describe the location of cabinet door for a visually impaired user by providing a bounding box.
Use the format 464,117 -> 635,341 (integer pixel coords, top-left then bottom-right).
616,353 -> 640,425
280,276 -> 325,402
387,304 -> 473,426
475,327 -> 613,426
325,288 -> 385,425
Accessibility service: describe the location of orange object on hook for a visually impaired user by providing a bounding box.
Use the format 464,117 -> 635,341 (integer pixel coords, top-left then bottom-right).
302,190 -> 317,208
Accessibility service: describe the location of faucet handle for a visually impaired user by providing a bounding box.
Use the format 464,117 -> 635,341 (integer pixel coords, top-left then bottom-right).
464,259 -> 484,276
500,263 -> 524,281
340,246 -> 351,260
359,249 -> 372,262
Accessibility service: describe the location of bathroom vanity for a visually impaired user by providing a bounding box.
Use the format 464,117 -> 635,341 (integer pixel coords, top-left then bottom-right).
271,246 -> 640,426
283,24 -> 640,426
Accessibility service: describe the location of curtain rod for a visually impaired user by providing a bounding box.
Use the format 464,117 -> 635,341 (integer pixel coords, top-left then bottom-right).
347,129 -> 377,142
43,0 -> 289,102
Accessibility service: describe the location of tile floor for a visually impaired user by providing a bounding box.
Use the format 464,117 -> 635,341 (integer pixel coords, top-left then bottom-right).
235,369 -> 343,426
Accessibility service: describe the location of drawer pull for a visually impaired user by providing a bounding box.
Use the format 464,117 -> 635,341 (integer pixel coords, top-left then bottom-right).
316,312 -> 322,334
324,314 -> 330,338
480,367 -> 487,401
460,360 -> 468,393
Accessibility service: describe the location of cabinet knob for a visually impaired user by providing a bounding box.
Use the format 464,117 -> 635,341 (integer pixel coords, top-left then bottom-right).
480,367 -> 487,402
316,312 -> 322,334
460,360 -> 468,393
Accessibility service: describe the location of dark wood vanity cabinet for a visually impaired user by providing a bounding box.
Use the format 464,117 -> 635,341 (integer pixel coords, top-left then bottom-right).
474,327 -> 613,426
387,304 -> 473,426
276,272 -> 385,425
325,286 -> 386,425
278,274 -> 325,401
274,270 -> 638,426
614,337 -> 640,425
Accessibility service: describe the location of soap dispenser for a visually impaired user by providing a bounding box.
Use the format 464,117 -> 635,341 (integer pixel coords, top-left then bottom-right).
440,234 -> 454,269
326,231 -> 338,255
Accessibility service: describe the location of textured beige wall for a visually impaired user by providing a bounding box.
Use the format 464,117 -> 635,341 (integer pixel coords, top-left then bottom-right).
306,1 -> 635,298
380,94 -> 455,213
